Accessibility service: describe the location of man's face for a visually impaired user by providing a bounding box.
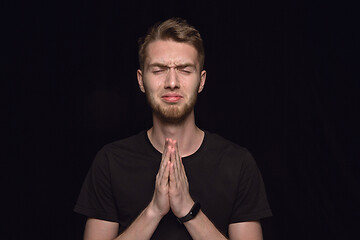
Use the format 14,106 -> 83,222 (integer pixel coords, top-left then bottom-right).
137,40 -> 206,124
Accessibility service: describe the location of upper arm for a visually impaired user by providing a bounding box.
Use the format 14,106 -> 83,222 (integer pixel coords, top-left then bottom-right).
84,218 -> 119,240
228,221 -> 263,240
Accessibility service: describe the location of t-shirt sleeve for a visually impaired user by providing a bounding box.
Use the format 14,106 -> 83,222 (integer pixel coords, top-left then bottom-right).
230,150 -> 272,223
74,147 -> 119,222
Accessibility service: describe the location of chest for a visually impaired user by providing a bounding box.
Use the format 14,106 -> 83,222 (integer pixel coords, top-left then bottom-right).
109,156 -> 241,233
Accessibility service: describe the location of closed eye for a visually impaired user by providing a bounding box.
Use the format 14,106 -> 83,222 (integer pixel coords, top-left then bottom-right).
151,67 -> 167,74
177,67 -> 194,74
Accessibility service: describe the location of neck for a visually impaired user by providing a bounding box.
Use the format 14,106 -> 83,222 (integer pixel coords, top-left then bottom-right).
147,111 -> 204,157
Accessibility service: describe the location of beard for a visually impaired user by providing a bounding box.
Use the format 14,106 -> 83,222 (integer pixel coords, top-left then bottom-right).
145,86 -> 199,124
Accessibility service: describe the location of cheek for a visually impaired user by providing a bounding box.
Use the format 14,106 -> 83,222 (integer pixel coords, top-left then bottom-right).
144,81 -> 164,100
143,77 -> 161,91
188,78 -> 201,92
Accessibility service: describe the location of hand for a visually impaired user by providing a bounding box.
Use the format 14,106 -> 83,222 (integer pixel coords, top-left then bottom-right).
167,139 -> 194,218
149,139 -> 171,217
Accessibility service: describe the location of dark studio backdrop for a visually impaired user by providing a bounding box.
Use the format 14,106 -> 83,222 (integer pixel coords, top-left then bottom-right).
4,0 -> 359,239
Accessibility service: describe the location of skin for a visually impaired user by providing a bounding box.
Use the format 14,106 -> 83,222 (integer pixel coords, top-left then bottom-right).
138,40 -> 206,129
83,40 -> 263,240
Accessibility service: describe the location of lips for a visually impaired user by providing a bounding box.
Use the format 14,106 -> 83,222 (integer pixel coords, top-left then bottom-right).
161,93 -> 183,103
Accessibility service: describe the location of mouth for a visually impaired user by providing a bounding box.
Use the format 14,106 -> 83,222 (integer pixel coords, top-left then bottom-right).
161,93 -> 183,103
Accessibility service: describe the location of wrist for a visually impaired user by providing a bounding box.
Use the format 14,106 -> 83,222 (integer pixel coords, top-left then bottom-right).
146,202 -> 167,220
177,202 -> 201,224
180,200 -> 195,217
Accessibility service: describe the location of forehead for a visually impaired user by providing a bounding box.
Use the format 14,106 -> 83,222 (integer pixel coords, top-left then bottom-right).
145,40 -> 199,66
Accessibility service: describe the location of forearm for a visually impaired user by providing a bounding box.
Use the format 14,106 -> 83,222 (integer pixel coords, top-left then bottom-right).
184,210 -> 228,240
115,204 -> 163,240
115,142 -> 171,240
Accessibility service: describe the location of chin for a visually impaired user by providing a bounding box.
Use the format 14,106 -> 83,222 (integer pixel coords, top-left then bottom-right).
146,92 -> 198,124
154,106 -> 193,124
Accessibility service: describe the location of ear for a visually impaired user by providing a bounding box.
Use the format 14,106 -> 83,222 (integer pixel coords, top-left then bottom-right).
198,70 -> 207,93
137,69 -> 145,93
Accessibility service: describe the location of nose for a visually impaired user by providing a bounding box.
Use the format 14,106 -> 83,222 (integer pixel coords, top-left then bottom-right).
164,68 -> 179,90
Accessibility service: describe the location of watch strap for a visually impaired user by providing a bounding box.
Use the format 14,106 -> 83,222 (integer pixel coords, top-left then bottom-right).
177,202 -> 201,223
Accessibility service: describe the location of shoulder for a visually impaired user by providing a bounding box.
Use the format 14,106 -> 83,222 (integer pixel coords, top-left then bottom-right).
202,131 -> 258,171
93,130 -> 158,167
89,131 -> 146,164
98,130 -> 149,156
105,130 -> 146,148
204,131 -> 252,158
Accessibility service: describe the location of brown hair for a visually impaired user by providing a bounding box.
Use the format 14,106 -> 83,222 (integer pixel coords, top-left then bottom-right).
138,18 -> 205,71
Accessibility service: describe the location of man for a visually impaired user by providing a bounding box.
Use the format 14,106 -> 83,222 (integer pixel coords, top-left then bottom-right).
74,18 -> 272,240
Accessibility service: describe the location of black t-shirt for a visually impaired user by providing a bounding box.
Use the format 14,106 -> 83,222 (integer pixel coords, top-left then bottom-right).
74,130 -> 272,238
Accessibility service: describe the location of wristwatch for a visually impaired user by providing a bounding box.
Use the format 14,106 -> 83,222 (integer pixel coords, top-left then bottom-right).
177,202 -> 201,223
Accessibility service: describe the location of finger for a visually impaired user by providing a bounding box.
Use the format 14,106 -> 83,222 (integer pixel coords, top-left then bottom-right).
169,140 -> 177,169
174,141 -> 183,181
175,142 -> 188,186
180,158 -> 189,185
158,144 -> 171,183
161,138 -> 169,163
169,161 -> 176,187
169,146 -> 179,187
167,139 -> 176,169
158,140 -> 168,181
160,160 -> 170,186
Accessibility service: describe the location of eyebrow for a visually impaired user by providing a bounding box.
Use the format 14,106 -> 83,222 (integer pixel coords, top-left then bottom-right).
148,63 -> 197,69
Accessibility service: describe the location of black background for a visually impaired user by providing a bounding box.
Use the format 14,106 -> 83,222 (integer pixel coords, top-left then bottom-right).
4,0 -> 359,239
